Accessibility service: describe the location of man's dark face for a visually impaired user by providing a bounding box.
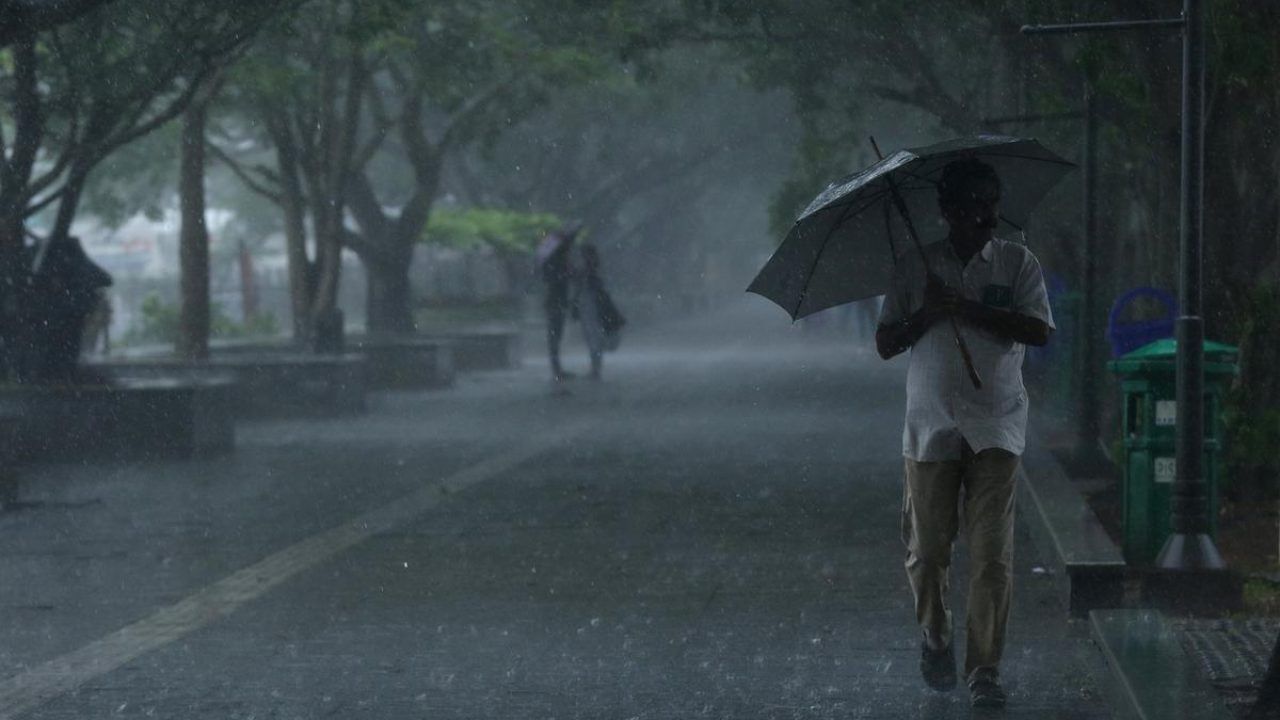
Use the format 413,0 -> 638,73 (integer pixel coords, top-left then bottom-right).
941,177 -> 1001,238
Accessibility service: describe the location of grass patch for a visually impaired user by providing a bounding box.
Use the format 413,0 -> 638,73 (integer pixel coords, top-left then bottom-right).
1244,578 -> 1280,615
413,301 -> 521,330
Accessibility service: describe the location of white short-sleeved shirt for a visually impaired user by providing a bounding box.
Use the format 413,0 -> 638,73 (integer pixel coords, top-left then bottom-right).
878,237 -> 1055,461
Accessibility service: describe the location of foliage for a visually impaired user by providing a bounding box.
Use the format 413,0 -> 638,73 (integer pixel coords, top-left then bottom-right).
204,0 -> 636,335
124,295 -> 179,345
1223,284 -> 1280,498
444,43 -> 796,301
421,208 -> 561,254
0,0 -> 120,47
218,308 -> 281,340
2,0 -> 294,226
79,122 -> 180,227
344,0 -> 629,330
688,1 -> 1280,483
413,299 -> 520,329
1241,578 -> 1280,616
767,107 -> 865,237
125,294 -> 279,346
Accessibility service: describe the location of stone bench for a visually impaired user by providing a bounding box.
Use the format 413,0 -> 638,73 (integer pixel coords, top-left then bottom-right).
0,377 -> 236,462
0,408 -> 24,480
426,329 -> 521,371
91,352 -> 367,417
1018,440 -> 1128,616
350,336 -> 455,389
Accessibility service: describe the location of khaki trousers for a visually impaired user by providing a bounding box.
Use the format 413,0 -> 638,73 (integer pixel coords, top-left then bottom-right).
901,445 -> 1019,680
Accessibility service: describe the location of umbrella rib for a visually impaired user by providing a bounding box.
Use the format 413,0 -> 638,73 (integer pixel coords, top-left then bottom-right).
917,150 -> 1077,167
883,197 -> 898,269
813,184 -> 915,217
814,167 -> 942,216
896,166 -> 941,186
978,150 -> 1077,166
895,158 -> 1074,190
792,197 -> 863,319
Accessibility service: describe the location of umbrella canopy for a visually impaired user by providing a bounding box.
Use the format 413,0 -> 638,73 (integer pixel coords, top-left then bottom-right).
748,135 -> 1075,320
535,221 -> 585,267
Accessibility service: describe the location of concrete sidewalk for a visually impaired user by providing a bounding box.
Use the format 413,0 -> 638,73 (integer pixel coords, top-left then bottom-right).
0,300 -> 1111,718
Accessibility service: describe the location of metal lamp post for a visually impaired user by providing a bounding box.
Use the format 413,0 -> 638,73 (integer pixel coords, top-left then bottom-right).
1023,0 -> 1227,575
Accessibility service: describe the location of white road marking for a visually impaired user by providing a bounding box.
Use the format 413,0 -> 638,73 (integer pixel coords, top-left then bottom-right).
0,423 -> 590,720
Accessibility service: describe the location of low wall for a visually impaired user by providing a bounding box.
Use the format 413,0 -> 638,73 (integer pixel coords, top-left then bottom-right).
0,377 -> 236,462
425,329 -> 521,371
352,337 -> 455,390
91,353 -> 367,417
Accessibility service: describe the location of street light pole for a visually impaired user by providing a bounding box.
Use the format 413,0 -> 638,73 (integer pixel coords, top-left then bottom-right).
1023,0 -> 1227,574
1080,82 -> 1100,464
1158,0 -> 1224,570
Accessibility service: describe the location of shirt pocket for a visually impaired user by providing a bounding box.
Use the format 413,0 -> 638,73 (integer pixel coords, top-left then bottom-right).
982,284 -> 1014,310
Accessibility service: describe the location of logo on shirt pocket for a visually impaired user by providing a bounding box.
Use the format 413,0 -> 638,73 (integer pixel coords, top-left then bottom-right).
982,284 -> 1013,309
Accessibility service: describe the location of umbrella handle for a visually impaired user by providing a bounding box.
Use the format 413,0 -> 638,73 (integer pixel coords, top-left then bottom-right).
949,317 -> 984,390
870,135 -> 983,390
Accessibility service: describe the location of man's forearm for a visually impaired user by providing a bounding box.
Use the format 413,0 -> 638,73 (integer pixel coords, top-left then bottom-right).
876,308 -> 941,359
959,302 -> 1051,346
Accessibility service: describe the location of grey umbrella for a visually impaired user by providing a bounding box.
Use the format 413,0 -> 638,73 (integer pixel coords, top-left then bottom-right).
747,135 -> 1075,320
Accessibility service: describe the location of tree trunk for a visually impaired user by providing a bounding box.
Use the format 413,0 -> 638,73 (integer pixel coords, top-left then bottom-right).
310,204 -> 344,325
0,213 -> 28,380
345,172 -> 429,338
301,181 -> 346,352
0,35 -> 40,370
267,108 -> 314,346
176,99 -> 211,361
365,253 -> 414,336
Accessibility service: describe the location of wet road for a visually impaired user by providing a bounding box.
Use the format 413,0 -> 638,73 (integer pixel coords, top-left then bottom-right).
0,299 -> 1111,718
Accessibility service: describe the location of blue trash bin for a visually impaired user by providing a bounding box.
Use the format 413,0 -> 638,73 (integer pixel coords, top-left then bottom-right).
1107,287 -> 1177,358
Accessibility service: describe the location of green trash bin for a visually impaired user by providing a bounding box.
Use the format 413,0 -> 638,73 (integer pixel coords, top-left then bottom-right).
1107,338 -> 1239,564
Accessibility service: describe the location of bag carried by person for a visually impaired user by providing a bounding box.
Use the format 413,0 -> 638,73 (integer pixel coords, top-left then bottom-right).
594,286 -> 626,351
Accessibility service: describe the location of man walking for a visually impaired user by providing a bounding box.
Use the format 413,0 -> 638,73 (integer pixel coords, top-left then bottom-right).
875,158 -> 1054,708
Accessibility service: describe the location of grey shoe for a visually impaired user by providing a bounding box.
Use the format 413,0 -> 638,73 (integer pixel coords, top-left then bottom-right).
968,672 -> 1007,708
919,641 -> 957,691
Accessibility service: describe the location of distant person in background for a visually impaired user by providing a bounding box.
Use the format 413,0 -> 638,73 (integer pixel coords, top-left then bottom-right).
29,235 -> 113,383
573,243 -> 625,380
537,222 -> 582,385
81,288 -> 112,356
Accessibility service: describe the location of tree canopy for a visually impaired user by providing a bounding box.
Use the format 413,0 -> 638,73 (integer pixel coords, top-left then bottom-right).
0,0 -> 295,378
0,0 -> 118,46
422,208 -> 561,254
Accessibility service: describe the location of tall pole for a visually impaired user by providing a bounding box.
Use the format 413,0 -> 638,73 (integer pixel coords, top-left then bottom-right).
1078,81 -> 1100,461
1155,0 -> 1224,570
1023,4 -> 1227,574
